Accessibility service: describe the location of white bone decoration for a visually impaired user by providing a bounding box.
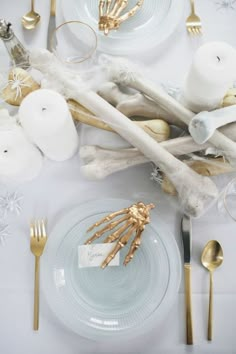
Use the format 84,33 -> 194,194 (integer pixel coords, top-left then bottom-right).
189,105 -> 236,144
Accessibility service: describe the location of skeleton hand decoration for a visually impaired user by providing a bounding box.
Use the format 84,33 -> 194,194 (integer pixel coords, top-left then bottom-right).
85,202 -> 155,268
99,0 -> 144,35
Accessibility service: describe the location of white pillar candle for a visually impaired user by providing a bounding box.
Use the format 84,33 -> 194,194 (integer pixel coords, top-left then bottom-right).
182,42 -> 236,112
0,109 -> 43,183
19,89 -> 79,161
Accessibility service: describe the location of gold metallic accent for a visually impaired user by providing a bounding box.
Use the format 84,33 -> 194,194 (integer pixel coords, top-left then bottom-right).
50,0 -> 56,17
30,220 -> 48,331
186,0 -> 202,35
21,0 -> 41,30
85,202 -> 155,268
201,240 -> 223,341
50,21 -> 98,64
184,263 -> 193,345
98,0 -> 144,36
221,88 -> 236,107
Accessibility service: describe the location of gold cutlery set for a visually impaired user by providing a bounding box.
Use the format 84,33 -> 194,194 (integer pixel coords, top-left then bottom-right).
21,0 -> 56,34
181,216 -> 223,344
21,0 -> 202,40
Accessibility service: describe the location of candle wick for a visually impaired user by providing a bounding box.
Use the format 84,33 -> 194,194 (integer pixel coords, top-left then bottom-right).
42,107 -> 47,112
216,56 -> 221,62
3,150 -> 8,153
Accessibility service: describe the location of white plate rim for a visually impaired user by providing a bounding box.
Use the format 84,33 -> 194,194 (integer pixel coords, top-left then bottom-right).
42,198 -> 181,340
59,0 -> 186,55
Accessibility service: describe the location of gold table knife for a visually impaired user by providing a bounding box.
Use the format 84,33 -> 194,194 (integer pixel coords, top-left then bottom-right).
181,215 -> 193,345
47,0 -> 56,50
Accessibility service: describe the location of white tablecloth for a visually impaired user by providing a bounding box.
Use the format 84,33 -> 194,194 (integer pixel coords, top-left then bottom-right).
1,1 -> 236,353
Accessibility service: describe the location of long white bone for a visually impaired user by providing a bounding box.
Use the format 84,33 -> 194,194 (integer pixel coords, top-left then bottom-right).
80,145 -> 148,179
102,55 -> 236,161
189,105 -> 236,144
30,49 -> 218,217
98,82 -> 186,128
80,146 -> 234,185
80,122 -> 236,178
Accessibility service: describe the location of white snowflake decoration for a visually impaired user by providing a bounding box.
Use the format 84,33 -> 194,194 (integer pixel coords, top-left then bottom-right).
0,222 -> 10,245
215,0 -> 236,10
0,192 -> 23,218
162,83 -> 181,100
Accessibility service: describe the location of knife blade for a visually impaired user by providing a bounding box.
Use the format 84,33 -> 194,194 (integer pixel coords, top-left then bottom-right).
181,214 -> 193,345
181,214 -> 192,264
47,0 -> 56,50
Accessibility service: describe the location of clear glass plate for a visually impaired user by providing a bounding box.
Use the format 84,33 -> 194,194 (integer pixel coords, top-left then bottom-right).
42,199 -> 181,340
60,0 -> 185,55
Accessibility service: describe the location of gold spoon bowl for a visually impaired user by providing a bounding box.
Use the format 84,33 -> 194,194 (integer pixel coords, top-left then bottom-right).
201,240 -> 223,341
22,0 -> 40,30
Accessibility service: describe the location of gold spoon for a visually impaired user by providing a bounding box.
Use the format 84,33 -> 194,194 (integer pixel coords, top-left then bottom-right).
22,0 -> 40,30
201,240 -> 223,341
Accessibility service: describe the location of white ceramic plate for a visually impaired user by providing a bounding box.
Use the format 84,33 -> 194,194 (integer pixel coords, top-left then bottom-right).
60,0 -> 185,55
42,198 -> 181,340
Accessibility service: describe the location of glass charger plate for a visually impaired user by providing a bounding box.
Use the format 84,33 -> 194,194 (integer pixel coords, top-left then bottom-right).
42,198 -> 181,340
60,0 -> 185,55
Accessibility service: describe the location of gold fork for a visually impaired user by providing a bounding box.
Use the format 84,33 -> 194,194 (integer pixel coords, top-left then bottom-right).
186,0 -> 202,35
30,220 -> 47,331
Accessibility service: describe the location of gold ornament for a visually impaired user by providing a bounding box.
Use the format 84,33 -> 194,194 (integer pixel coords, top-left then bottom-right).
85,201 -> 155,268
1,68 -> 40,106
222,88 -> 236,107
99,0 -> 144,36
68,99 -> 170,142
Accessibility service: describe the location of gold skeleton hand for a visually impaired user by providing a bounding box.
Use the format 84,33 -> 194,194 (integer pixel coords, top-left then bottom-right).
85,202 -> 155,268
98,0 -> 144,35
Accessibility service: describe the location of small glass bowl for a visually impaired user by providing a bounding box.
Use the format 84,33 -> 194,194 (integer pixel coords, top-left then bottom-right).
50,21 -> 98,66
223,177 -> 236,221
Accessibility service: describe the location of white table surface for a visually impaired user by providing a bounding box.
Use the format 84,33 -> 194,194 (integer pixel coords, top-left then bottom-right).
1,1 -> 236,353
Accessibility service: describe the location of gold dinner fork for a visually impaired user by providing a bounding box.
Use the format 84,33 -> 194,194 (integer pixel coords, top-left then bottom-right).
30,220 -> 47,331
186,0 -> 202,35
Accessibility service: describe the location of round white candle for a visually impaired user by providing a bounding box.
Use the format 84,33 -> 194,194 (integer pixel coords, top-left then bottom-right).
19,89 -> 79,161
182,41 -> 236,112
0,109 -> 43,183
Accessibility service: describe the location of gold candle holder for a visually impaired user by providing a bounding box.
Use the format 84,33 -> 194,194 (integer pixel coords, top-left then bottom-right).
98,0 -> 144,36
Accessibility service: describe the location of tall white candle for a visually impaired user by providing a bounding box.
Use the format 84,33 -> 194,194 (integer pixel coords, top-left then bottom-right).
182,41 -> 236,112
0,109 -> 43,183
19,89 -> 79,161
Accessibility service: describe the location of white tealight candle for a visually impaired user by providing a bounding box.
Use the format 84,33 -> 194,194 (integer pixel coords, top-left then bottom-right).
19,89 -> 79,161
182,42 -> 236,112
0,109 -> 43,183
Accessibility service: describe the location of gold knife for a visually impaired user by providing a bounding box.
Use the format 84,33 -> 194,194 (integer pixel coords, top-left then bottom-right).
181,215 -> 194,345
47,0 -> 56,50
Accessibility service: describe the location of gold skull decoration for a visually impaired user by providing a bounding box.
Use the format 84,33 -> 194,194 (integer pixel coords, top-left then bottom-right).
85,201 -> 155,268
98,0 -> 144,36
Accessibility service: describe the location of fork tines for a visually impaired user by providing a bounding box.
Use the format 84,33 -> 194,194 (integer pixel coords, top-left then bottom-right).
30,220 -> 47,240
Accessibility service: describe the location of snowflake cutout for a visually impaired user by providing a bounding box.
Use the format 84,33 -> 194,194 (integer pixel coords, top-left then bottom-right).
162,83 -> 181,100
215,0 -> 236,10
0,222 -> 10,245
0,192 -> 23,218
